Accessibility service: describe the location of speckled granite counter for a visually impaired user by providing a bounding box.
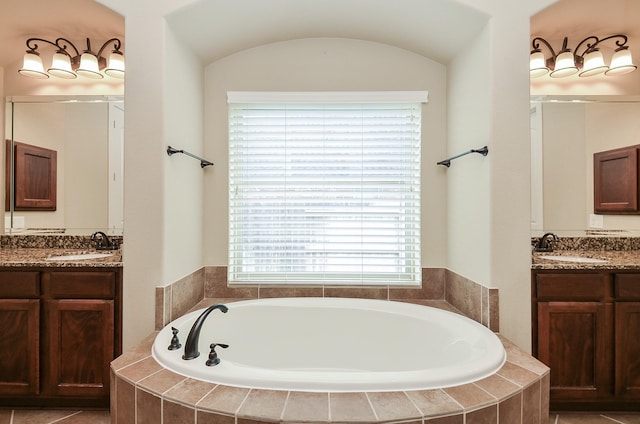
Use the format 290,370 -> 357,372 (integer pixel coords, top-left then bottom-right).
0,248 -> 123,267
0,234 -> 123,267
532,250 -> 640,270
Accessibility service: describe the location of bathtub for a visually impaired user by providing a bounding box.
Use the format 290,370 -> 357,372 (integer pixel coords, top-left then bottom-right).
152,297 -> 506,392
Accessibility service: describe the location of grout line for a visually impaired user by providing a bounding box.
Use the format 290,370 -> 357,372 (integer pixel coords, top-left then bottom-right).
49,411 -> 83,423
600,414 -> 629,424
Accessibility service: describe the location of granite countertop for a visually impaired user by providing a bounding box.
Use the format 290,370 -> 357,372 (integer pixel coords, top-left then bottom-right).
0,248 -> 123,268
532,249 -> 640,270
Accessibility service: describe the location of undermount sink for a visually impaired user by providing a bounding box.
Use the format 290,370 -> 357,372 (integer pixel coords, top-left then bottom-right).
539,255 -> 608,264
47,253 -> 114,261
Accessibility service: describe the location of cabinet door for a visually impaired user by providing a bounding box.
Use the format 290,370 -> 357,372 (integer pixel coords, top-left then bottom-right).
538,301 -> 613,401
615,302 -> 640,400
0,299 -> 39,395
43,299 -> 114,398
594,145 -> 639,213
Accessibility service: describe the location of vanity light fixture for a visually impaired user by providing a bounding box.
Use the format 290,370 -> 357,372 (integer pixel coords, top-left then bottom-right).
18,37 -> 124,80
530,34 -> 637,78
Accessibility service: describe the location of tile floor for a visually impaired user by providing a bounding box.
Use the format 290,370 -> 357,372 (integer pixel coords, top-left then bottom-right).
549,414 -> 640,424
0,409 -> 109,424
0,409 -> 637,423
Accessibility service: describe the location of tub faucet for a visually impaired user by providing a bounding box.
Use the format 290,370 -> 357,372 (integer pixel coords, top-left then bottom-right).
91,231 -> 119,250
534,232 -> 559,252
182,304 -> 228,360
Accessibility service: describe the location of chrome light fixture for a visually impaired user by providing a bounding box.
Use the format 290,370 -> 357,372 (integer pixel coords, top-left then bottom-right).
530,34 -> 637,78
18,37 -> 124,80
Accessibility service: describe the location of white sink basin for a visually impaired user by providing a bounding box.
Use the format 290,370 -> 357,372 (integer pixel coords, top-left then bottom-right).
47,253 -> 114,261
539,255 -> 608,264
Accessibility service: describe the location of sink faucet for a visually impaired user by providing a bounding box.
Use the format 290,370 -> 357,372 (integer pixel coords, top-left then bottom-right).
534,232 -> 559,252
90,231 -> 119,250
182,304 -> 228,360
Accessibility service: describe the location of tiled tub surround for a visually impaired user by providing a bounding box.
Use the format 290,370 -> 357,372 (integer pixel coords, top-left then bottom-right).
157,267 -> 499,332
112,298 -> 549,424
118,269 -> 547,423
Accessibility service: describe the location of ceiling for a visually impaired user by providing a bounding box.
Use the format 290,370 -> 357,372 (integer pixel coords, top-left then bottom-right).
165,0 -> 488,65
0,0 -> 124,68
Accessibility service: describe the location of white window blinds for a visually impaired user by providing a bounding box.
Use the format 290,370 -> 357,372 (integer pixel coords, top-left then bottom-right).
228,92 -> 424,286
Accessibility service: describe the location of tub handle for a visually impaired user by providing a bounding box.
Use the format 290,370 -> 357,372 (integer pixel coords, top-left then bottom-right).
206,343 -> 229,366
168,327 -> 181,350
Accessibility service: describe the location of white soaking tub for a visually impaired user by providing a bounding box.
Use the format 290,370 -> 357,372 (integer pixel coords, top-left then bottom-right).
152,297 -> 506,392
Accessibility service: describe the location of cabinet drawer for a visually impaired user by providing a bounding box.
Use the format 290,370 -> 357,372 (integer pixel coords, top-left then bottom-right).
536,273 -> 610,301
0,272 -> 40,298
616,274 -> 640,300
43,272 -> 116,299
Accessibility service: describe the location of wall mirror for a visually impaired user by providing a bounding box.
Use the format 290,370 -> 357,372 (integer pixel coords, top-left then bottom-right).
530,96 -> 640,238
4,95 -> 124,235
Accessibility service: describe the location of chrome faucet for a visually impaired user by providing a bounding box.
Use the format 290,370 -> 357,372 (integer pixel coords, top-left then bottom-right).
182,304 -> 228,360
534,232 -> 559,252
90,231 -> 119,250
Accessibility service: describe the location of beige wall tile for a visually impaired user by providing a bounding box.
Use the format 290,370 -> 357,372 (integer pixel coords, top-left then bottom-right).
405,389 -> 463,417
329,392 -> 377,422
197,411 -> 236,424
324,286 -> 387,299
465,404 -> 497,424
137,368 -> 186,395
367,391 -> 422,422
117,356 -> 163,383
198,385 -> 251,415
171,268 -> 205,320
523,380 -> 541,424
110,332 -> 156,371
237,390 -> 288,421
259,286 -> 324,298
445,270 -> 482,323
282,391 -> 329,423
443,383 -> 496,409
498,393 -> 522,424
474,374 -> 521,400
136,388 -> 162,424
496,362 -> 542,388
165,378 -> 217,406
163,399 -> 195,423
425,415 -> 464,424
114,377 -> 135,424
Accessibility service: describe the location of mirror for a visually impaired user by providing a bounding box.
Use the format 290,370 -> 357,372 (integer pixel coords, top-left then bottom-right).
5,95 -> 124,235
531,96 -> 640,237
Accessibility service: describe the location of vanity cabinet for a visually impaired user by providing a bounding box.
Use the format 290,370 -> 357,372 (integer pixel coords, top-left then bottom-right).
532,270 -> 640,411
0,267 -> 122,408
0,272 -> 40,396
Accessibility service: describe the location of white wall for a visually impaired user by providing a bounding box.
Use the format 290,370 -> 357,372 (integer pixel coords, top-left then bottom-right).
541,103 -> 587,231
202,38 -> 449,268
163,24 -> 205,283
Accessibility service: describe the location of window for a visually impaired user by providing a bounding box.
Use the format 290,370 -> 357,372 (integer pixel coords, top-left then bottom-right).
228,91 -> 426,286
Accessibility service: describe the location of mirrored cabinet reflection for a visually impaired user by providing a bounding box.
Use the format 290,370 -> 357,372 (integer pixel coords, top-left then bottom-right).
4,96 -> 124,234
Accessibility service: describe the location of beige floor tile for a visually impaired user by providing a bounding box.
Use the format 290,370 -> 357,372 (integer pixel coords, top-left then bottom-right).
57,410 -> 110,424
557,414 -> 629,424
601,414 -> 640,424
11,410 -> 80,424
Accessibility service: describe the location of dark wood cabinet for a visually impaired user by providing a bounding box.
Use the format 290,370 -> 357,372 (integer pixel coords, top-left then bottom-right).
0,268 -> 122,408
532,270 -> 640,411
594,145 -> 640,214
5,140 -> 57,211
